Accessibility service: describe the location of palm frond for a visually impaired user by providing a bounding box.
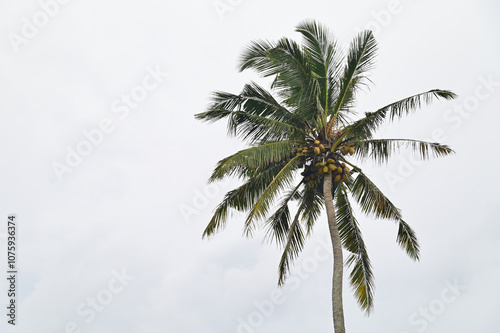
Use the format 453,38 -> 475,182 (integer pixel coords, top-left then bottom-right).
344,90 -> 457,140
208,141 -> 299,182
227,111 -> 305,143
329,30 -> 377,127
267,38 -> 320,118
348,170 -> 420,260
239,39 -> 279,76
299,183 -> 324,235
196,83 -> 308,143
273,183 -> 324,285
238,82 -> 297,119
349,169 -> 403,220
264,183 -> 303,246
352,139 -> 454,164
239,33 -> 335,126
336,183 -> 374,312
244,155 -> 301,235
396,220 -> 420,260
240,38 -> 314,96
202,162 -> 289,238
295,20 -> 343,112
278,208 -> 305,286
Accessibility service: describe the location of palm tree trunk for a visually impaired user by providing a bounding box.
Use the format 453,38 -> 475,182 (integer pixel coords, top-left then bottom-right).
323,173 -> 346,333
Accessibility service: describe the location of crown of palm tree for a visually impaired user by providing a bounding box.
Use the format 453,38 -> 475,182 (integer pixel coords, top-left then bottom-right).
195,20 -> 456,315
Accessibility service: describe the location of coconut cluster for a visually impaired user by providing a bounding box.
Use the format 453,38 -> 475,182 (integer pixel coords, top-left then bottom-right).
340,145 -> 355,156
296,140 -> 354,187
297,140 -> 326,156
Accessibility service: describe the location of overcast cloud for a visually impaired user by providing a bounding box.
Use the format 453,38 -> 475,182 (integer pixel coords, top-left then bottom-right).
1,0 -> 499,332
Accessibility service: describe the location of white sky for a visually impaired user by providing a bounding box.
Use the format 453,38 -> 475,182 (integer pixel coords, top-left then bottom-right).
1,0 -> 499,332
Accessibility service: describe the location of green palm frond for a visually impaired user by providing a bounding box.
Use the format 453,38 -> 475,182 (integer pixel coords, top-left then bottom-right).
196,83 -> 307,143
231,82 -> 307,142
239,36 -> 322,123
344,90 -> 457,140
386,89 -> 457,120
239,39 -> 279,76
239,37 -> 312,92
227,111 -> 305,143
244,155 -> 301,235
349,170 -> 420,260
208,141 -> 299,182
295,20 -> 343,112
267,38 -> 320,119
264,183 -> 303,246
202,162 -> 289,238
349,170 -> 402,220
272,183 -> 324,286
329,30 -> 377,124
336,183 -> 374,312
202,194 -> 231,238
196,83 -> 289,120
299,183 -> 324,235
352,139 -> 454,163
396,220 -> 420,260
278,209 -> 305,286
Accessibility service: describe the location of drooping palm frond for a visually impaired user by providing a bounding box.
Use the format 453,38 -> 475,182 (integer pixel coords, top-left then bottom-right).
349,170 -> 420,260
269,179 -> 326,286
299,183 -> 325,235
244,155 -> 301,235
349,170 -> 402,220
276,181 -> 325,286
336,183 -> 374,312
352,139 -> 454,164
202,161 -> 289,238
264,184 -> 303,246
278,209 -> 306,286
396,220 -> 420,261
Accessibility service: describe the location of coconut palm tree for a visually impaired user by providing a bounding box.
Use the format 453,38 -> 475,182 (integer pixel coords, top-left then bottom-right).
195,20 -> 456,333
